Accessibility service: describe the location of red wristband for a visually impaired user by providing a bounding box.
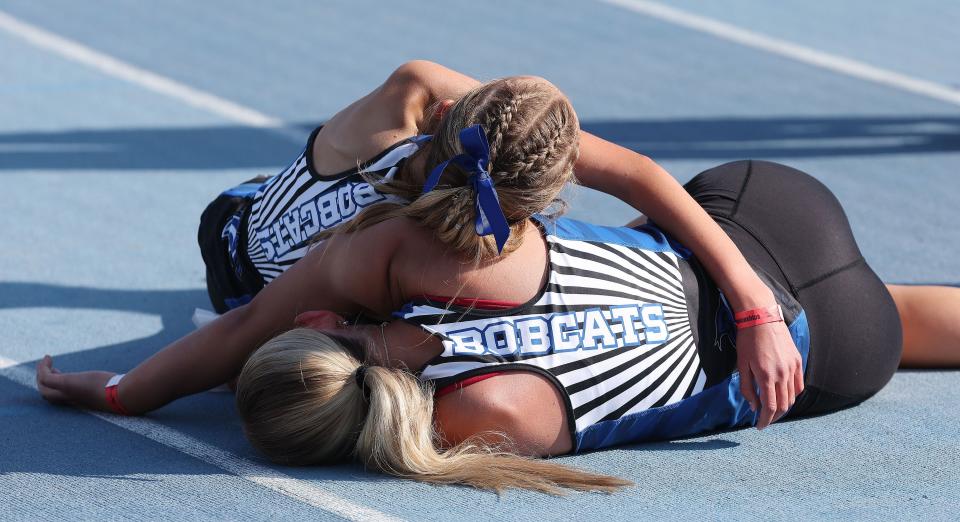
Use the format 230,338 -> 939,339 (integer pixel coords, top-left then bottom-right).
104,374 -> 130,416
733,304 -> 784,330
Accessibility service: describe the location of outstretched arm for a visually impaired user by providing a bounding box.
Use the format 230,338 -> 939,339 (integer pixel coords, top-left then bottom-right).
574,133 -> 775,308
36,64 -> 427,415
37,225 -> 399,414
38,303 -> 266,413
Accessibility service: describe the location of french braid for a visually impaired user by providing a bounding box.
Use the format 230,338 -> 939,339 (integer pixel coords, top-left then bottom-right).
326,76 -> 580,259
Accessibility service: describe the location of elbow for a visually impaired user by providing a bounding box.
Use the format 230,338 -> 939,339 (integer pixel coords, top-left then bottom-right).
629,150 -> 653,166
380,60 -> 439,115
386,60 -> 440,90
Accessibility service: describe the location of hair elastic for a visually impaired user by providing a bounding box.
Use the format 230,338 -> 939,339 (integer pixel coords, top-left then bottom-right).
421,124 -> 511,253
104,373 -> 130,416
734,304 -> 784,330
354,366 -> 372,401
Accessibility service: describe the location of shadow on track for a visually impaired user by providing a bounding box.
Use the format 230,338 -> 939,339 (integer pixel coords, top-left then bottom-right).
1,116 -> 957,171
0,281 -> 380,480
631,438 -> 741,451
0,282 -> 206,369
0,283 -> 746,480
583,116 -> 960,159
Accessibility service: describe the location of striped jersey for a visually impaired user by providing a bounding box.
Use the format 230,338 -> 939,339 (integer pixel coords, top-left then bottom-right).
224,127 -> 429,284
395,215 -> 811,452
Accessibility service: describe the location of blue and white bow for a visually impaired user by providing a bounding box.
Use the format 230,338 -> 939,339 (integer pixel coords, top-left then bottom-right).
421,124 -> 511,254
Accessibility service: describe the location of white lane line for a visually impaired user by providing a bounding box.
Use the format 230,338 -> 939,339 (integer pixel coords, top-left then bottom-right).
600,0 -> 960,107
0,12 -> 396,519
0,356 -> 403,522
0,10 -> 303,143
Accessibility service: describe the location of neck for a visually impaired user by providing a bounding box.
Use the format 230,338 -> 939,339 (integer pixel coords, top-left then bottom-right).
379,322 -> 444,372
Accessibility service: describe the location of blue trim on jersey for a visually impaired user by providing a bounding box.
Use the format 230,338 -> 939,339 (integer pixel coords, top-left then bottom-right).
221,182 -> 264,198
224,294 -> 252,309
392,301 -> 419,320
574,310 -> 810,452
534,215 -> 693,258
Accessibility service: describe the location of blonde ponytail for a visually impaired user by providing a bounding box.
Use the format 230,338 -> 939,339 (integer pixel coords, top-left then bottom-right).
236,328 -> 632,494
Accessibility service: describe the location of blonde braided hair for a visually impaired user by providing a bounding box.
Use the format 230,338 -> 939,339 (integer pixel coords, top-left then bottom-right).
322,76 -> 580,260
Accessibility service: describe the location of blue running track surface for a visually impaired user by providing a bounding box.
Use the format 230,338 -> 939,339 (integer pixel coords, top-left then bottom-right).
1,1 -> 957,520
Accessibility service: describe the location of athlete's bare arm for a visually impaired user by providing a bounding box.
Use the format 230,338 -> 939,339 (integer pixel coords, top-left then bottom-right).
35,63 -> 442,414
36,219 -> 405,414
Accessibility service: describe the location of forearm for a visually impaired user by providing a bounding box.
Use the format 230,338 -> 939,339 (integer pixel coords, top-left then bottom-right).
576,133 -> 773,309
118,305 -> 264,414
627,157 -> 773,309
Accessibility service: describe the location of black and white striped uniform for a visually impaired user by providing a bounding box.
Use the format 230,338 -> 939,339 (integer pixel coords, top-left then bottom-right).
394,215 -> 811,452
228,127 -> 429,284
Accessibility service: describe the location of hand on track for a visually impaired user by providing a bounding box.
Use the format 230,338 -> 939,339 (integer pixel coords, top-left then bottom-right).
36,355 -> 115,411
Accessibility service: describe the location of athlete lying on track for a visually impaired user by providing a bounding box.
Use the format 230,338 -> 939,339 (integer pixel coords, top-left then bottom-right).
37,61 -> 960,494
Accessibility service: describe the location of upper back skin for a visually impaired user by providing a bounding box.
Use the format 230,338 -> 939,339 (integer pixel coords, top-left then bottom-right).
390,217 -> 550,309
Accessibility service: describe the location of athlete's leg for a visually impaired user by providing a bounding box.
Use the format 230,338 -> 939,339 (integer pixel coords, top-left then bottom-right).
888,284 -> 960,367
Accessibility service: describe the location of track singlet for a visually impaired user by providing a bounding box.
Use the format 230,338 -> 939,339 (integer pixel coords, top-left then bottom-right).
395,215 -> 811,452
234,128 -> 428,283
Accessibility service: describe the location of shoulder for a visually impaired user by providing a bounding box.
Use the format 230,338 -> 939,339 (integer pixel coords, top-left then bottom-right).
367,60 -> 483,132
433,370 -> 573,457
316,216 -> 412,265
370,61 -> 441,123
311,216 -> 442,311
337,60 -> 469,131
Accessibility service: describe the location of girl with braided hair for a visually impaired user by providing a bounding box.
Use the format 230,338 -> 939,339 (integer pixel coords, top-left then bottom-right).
37,61 -> 960,494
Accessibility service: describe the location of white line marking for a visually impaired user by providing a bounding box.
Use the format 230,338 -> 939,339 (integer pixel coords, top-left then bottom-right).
600,0 -> 960,107
0,10 -> 303,143
0,12 -> 397,518
0,355 -> 402,522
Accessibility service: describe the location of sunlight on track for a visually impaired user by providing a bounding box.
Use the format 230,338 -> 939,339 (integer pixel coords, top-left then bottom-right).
601,0 -> 960,106
0,355 -> 404,522
0,9 -> 304,143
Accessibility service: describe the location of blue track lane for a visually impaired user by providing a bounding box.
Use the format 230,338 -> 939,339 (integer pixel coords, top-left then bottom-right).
1,1 -> 957,519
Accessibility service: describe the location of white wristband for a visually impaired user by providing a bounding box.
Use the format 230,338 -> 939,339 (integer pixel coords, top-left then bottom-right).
106,373 -> 125,388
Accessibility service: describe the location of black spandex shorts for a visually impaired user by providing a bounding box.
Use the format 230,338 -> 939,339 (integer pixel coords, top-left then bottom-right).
197,176 -> 269,314
683,160 -> 902,417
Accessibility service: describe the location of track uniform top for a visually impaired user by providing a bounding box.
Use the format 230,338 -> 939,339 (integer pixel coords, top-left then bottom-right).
220,127 -> 430,285
395,215 -> 811,452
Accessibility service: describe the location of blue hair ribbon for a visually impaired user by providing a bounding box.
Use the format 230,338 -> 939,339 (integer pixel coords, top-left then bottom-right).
421,124 -> 511,254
